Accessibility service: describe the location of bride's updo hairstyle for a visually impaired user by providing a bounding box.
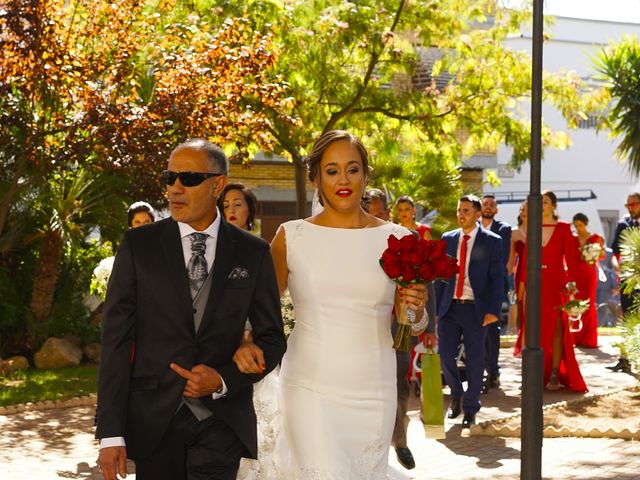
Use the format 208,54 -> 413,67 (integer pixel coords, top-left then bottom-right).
306,130 -> 371,206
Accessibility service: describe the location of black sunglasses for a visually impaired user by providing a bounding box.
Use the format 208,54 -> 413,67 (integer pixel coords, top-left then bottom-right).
161,170 -> 224,187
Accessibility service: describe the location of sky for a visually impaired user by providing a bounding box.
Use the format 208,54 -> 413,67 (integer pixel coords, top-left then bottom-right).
503,0 -> 640,24
543,0 -> 640,23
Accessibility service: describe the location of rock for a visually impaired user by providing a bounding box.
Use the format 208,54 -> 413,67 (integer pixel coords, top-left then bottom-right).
62,335 -> 82,349
83,343 -> 101,363
34,337 -> 82,369
0,355 -> 30,375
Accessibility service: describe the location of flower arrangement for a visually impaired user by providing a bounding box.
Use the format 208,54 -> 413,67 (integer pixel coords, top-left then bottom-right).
561,281 -> 590,332
580,241 -> 603,265
90,256 -> 115,301
281,289 -> 295,339
380,234 -> 459,350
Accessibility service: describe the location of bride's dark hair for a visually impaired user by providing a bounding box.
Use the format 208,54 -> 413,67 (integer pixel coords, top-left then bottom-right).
306,130 -> 371,182
306,130 -> 371,206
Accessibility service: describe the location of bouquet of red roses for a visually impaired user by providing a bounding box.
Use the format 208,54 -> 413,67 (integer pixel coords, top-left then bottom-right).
380,234 -> 459,351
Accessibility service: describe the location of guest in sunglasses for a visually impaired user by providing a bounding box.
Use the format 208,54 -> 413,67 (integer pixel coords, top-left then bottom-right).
218,183 -> 258,232
96,138 -> 286,480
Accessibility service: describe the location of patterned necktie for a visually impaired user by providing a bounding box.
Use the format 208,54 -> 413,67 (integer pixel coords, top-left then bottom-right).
187,233 -> 208,299
455,234 -> 470,299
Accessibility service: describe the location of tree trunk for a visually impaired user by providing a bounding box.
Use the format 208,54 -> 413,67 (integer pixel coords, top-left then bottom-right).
294,157 -> 309,219
29,230 -> 64,323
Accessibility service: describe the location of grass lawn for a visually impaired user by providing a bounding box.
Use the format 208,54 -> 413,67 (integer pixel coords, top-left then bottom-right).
0,364 -> 97,407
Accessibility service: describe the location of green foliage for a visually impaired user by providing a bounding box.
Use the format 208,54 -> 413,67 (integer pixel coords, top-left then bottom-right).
0,365 -> 98,407
33,241 -> 108,346
199,0 -> 591,219
618,227 -> 640,369
0,261 -> 32,356
594,35 -> 640,175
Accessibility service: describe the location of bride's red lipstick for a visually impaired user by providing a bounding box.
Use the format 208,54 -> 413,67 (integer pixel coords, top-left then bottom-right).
336,188 -> 352,198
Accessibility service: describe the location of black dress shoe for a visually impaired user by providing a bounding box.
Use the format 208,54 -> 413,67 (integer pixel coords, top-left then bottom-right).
482,373 -> 500,394
447,397 -> 462,419
462,412 -> 476,428
395,447 -> 416,470
606,358 -> 631,373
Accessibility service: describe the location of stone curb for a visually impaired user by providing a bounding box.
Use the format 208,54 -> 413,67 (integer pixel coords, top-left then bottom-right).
470,386 -> 640,440
0,394 -> 96,416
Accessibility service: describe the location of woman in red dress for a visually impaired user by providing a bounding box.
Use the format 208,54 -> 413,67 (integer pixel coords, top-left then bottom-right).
538,191 -> 587,392
571,212 -> 605,348
510,201 -> 527,357
395,195 -> 432,240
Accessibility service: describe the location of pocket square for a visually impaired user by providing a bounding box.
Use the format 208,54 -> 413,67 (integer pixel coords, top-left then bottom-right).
228,267 -> 250,280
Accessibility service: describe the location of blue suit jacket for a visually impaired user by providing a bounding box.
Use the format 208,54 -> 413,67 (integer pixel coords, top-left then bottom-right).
483,219 -> 511,295
435,227 -> 505,323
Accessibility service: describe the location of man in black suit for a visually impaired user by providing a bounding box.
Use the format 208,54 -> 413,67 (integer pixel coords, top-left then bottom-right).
96,139 -> 286,480
364,188 -> 436,470
608,192 -> 640,373
479,194 -> 511,391
436,195 -> 504,428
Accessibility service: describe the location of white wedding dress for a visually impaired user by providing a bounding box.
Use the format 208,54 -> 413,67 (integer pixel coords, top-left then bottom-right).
280,219 -> 407,479
239,219 -> 409,480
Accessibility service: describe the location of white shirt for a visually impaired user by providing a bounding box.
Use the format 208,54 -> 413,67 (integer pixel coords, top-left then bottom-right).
455,226 -> 479,301
100,211 -> 227,449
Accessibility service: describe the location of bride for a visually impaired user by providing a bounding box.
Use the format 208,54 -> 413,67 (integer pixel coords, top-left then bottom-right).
235,130 -> 427,479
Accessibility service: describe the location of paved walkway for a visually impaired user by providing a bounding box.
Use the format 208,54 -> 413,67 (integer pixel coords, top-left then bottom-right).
1,336 -> 638,479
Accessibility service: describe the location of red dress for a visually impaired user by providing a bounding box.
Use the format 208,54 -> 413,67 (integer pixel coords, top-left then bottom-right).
571,233 -> 603,348
416,223 -> 431,240
512,239 -> 527,357
513,222 -> 587,392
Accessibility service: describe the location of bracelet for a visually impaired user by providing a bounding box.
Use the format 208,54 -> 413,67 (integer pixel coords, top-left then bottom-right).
410,312 -> 429,333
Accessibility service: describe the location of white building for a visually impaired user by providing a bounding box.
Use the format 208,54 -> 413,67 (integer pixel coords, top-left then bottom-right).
483,15 -> 640,243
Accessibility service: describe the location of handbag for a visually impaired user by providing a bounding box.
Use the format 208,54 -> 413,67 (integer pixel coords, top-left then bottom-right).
421,348 -> 446,439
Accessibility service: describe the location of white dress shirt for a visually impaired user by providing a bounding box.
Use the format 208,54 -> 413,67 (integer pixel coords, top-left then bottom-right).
455,226 -> 479,301
100,211 -> 227,449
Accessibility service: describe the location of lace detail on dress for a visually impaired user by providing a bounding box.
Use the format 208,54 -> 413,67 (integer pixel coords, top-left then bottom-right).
390,224 -> 411,240
282,219 -> 304,261
288,436 -> 388,480
237,370 -> 282,480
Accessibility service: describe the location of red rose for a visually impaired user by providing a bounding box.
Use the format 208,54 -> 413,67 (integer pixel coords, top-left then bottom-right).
430,240 -> 447,260
380,251 -> 403,279
399,234 -> 418,253
387,235 -> 404,254
420,239 -> 433,262
400,260 -> 416,283
418,262 -> 435,281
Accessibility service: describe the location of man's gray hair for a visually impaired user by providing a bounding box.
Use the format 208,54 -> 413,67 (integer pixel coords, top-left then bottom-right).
171,139 -> 229,176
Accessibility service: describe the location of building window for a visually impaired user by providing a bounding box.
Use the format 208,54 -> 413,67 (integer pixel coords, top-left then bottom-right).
577,115 -> 601,129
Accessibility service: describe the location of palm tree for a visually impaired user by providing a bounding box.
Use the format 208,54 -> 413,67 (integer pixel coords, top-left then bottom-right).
29,168 -> 115,323
595,35 -> 640,174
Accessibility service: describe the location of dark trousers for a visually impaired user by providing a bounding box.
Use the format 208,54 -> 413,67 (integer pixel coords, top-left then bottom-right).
392,349 -> 411,448
135,406 -> 245,480
438,303 -> 487,415
484,321 -> 500,377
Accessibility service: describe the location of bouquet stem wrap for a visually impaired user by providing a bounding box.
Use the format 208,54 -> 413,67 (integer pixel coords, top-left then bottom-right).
421,348 -> 445,439
393,301 -> 415,351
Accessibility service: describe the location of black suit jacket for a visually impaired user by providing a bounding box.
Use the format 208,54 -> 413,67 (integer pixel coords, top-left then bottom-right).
96,217 -> 286,460
611,215 -> 636,255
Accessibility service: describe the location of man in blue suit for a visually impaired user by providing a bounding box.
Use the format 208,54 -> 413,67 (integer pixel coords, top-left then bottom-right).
435,194 -> 504,427
479,194 -> 511,391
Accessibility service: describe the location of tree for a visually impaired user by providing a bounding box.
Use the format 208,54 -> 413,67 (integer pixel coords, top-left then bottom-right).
0,0 -> 294,325
594,35 -> 640,175
204,0 -> 589,218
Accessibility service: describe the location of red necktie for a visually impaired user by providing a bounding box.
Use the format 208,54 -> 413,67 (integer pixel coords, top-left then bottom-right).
455,234 -> 470,299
